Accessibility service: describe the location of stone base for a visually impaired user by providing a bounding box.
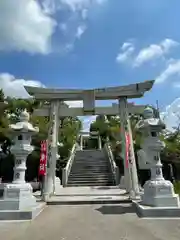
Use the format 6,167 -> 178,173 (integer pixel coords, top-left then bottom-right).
0,183 -> 37,210
53,177 -> 62,195
142,179 -> 180,207
142,194 -> 180,207
0,183 -> 7,197
55,177 -> 61,187
133,201 -> 180,218
0,202 -> 46,221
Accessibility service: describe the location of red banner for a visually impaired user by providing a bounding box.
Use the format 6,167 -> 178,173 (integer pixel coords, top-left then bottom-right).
39,140 -> 47,176
125,133 -> 130,169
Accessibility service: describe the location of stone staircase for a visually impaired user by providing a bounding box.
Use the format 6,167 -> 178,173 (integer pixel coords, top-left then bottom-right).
67,149 -> 116,187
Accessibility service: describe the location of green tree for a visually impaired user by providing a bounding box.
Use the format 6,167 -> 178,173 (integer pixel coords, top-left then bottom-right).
0,91 -> 83,181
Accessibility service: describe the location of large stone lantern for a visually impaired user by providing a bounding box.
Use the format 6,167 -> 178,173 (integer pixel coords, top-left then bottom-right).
133,107 -> 180,217
0,110 -> 45,221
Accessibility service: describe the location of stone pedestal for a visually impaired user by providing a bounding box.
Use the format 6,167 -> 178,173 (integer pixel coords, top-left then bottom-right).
142,179 -> 179,207
133,179 -> 180,218
0,183 -> 36,208
54,177 -> 61,194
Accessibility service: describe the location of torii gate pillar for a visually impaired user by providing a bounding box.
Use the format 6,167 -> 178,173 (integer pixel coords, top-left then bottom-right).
42,101 -> 59,201
119,97 -> 139,197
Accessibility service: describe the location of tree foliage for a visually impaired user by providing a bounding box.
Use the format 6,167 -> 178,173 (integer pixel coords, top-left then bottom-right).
0,89 -> 82,182
89,110 -> 180,164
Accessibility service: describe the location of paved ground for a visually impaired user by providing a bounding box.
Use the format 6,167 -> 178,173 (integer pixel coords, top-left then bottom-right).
0,204 -> 180,240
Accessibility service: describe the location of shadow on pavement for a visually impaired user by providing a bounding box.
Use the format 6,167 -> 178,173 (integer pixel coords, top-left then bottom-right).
96,204 -> 135,215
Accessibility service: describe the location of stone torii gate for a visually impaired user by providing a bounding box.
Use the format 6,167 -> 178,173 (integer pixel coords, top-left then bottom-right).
25,80 -> 154,200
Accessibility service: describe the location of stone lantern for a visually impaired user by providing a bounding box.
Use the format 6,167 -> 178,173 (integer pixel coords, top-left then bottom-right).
0,110 -> 45,221
53,152 -> 61,194
133,107 -> 180,217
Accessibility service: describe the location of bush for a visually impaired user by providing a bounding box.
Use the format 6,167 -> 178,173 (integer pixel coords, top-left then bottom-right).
173,181 -> 180,194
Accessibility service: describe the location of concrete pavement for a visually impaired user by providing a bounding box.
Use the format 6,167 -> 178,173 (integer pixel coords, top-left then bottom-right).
0,204 -> 180,240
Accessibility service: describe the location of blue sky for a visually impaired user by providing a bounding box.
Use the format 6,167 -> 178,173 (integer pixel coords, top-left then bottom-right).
0,0 -> 180,130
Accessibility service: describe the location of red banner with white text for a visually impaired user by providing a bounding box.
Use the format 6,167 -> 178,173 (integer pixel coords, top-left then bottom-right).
39,140 -> 47,176
125,133 -> 130,169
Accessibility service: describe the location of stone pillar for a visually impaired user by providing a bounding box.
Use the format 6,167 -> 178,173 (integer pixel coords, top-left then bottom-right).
53,153 -> 60,194
98,136 -> 102,150
118,97 -> 139,197
80,135 -> 83,150
43,101 -> 59,201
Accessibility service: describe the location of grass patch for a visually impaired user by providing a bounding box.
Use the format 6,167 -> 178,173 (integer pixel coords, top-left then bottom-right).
173,181 -> 180,194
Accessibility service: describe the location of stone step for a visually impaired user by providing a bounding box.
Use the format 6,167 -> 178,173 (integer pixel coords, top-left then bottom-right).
71,165 -> 110,168
67,182 -> 115,187
69,172 -> 114,176
71,168 -> 111,171
74,156 -> 105,159
72,163 -> 109,166
76,149 -> 102,152
69,173 -> 113,177
68,179 -> 115,184
68,176 -> 114,181
70,171 -> 111,174
75,153 -> 104,157
73,159 -> 108,162
71,171 -> 111,174
47,196 -> 130,205
46,186 -> 129,205
70,172 -> 112,175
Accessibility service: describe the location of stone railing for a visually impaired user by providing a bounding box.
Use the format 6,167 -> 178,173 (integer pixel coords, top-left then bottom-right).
104,142 -> 120,185
62,143 -> 77,187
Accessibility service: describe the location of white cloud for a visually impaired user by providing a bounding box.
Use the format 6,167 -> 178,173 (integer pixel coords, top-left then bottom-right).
60,0 -> 106,11
0,73 -> 95,131
79,116 -> 96,132
134,38 -> 179,67
121,42 -> 133,51
134,44 -> 163,67
59,23 -> 68,32
81,9 -> 88,19
116,42 -> 135,63
155,59 -> 180,84
0,0 -> 107,54
65,100 -> 83,108
65,100 -> 96,131
161,98 -> 180,131
42,0 -> 107,47
161,38 -> 179,53
75,25 -> 87,39
0,0 -> 56,54
0,73 -> 45,98
173,82 -> 180,88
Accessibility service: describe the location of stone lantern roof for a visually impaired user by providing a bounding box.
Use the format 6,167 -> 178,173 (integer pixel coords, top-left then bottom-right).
136,107 -> 166,131
9,109 -> 39,134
